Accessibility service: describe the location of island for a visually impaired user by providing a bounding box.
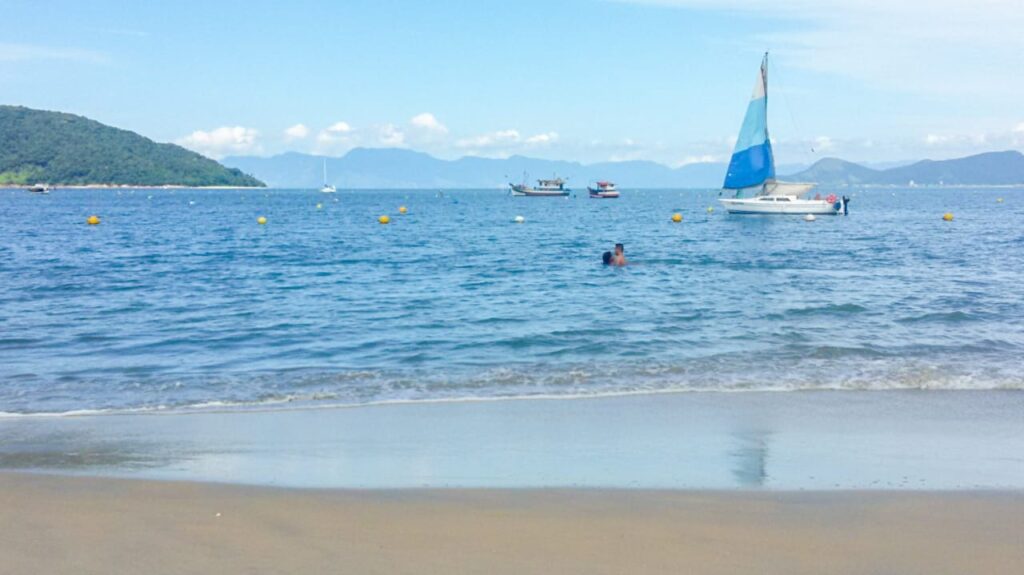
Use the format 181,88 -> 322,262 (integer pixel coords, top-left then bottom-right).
0,105 -> 264,188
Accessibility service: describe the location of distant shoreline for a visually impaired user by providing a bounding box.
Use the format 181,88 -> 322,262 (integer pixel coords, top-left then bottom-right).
1,184 -> 266,190
4,184 -> 1021,191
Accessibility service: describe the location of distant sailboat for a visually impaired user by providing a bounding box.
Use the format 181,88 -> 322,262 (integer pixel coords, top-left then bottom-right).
320,159 -> 336,193
718,53 -> 846,215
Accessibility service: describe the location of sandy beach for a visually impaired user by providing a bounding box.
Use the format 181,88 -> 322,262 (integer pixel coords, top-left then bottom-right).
1,473 -> 1021,575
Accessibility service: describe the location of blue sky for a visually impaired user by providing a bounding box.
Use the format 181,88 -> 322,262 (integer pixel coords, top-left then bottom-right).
2,0 -> 1022,165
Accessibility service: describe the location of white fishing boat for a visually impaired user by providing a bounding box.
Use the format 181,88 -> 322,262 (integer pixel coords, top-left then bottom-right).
319,159 -> 336,193
587,181 -> 620,199
28,183 -> 51,194
509,176 -> 570,197
718,53 -> 847,216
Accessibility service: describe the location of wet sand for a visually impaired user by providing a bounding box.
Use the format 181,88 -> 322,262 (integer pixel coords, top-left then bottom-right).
2,391 -> 1023,489
1,473 -> 1021,575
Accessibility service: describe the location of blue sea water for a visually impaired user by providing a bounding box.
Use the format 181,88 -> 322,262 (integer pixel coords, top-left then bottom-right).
0,187 -> 1022,416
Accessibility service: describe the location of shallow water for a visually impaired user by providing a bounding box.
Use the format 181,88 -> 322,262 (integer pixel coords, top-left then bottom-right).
1,187 -> 1022,415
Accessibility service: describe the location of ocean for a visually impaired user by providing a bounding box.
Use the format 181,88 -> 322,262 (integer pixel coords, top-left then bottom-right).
1,186 -> 1022,416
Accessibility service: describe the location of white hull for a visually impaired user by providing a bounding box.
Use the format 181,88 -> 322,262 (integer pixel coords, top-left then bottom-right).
509,183 -> 569,197
719,197 -> 839,215
511,190 -> 569,197
320,186 -> 336,193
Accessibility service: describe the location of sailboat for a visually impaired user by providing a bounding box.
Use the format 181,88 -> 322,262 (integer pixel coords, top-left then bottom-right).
319,159 -> 336,193
718,53 -> 846,215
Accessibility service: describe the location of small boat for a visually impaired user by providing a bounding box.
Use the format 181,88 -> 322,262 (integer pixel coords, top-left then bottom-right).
28,183 -> 51,194
718,53 -> 846,216
509,176 -> 570,197
587,181 -> 620,199
319,159 -> 336,193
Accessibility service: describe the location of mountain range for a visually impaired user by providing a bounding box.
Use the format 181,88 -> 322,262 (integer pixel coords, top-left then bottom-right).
224,149 -> 1024,189
788,151 -> 1024,186
0,106 -> 264,187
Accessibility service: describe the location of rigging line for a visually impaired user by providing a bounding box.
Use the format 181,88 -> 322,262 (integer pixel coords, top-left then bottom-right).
769,56 -> 816,159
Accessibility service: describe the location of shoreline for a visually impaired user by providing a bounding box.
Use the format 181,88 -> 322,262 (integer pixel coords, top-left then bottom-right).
4,184 -> 1023,190
2,184 -> 265,190
2,385 -> 1024,420
2,472 -> 1021,575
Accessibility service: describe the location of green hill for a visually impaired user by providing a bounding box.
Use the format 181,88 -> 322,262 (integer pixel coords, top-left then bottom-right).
0,106 -> 264,187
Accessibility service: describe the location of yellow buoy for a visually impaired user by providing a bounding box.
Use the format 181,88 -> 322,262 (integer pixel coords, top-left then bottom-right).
671,213 -> 683,223
942,212 -> 953,221
399,206 -> 408,214
86,215 -> 100,225
378,215 -> 390,224
707,206 -> 714,213
997,197 -> 1004,203
316,203 -> 323,210
257,216 -> 267,225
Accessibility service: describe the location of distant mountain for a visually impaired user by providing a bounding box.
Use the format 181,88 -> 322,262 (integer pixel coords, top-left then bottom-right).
787,158 -> 881,185
0,106 -> 264,187
223,148 -> 734,189
223,147 -> 1024,190
878,151 -> 1024,185
786,151 -> 1024,186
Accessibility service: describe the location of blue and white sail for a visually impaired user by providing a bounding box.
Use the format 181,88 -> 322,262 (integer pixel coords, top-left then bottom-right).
723,53 -> 775,193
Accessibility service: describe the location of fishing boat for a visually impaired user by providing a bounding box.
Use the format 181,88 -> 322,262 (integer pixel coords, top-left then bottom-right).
509,176 -> 570,197
28,183 -> 51,194
587,181 -> 620,199
718,53 -> 846,216
319,159 -> 336,193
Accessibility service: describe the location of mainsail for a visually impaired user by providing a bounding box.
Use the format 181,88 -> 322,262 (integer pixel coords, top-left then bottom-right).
723,53 -> 775,192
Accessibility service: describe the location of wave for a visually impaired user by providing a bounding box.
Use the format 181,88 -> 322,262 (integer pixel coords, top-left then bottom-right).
768,303 -> 869,319
896,311 -> 979,324
3,370 -> 1022,419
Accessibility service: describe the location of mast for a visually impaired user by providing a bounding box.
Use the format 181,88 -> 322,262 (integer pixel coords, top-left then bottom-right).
762,52 -> 770,147
323,158 -> 327,185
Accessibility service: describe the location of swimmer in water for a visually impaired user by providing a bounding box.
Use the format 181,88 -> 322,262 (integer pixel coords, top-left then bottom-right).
612,243 -> 627,266
602,251 -> 613,265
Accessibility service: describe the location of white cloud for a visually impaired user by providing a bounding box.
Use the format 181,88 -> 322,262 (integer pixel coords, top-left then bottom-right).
0,43 -> 108,64
409,113 -> 448,134
525,132 -> 559,146
677,154 -> 721,166
456,129 -> 521,149
1014,123 -> 1024,135
283,123 -> 310,141
325,121 -> 352,134
812,136 -> 834,151
455,129 -> 560,156
315,121 -> 357,153
376,123 -> 405,147
177,126 -> 260,159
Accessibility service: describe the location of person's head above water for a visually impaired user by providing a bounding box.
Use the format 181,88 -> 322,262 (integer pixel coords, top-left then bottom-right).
602,251 -> 613,265
615,243 -> 624,255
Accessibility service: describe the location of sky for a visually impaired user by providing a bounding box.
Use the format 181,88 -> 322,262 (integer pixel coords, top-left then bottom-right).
2,0 -> 1023,166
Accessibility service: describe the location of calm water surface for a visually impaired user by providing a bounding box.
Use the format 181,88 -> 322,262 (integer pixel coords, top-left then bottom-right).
1,187 -> 1022,415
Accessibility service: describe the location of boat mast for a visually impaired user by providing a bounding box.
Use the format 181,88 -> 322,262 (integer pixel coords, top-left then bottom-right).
762,51 -> 770,148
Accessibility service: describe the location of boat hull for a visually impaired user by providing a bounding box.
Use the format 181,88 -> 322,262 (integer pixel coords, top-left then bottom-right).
719,197 -> 840,215
587,187 -> 619,199
512,190 -> 570,197
509,184 -> 569,197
